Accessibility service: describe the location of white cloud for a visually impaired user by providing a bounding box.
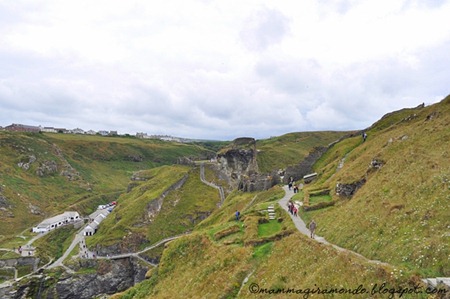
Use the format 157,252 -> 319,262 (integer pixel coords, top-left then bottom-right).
240,7 -> 291,51
0,0 -> 449,139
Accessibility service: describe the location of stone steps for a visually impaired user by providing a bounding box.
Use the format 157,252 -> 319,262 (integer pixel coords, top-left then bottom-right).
268,205 -> 275,220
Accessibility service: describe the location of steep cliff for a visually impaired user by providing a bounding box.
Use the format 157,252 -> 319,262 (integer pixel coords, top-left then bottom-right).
217,137 -> 280,191
0,258 -> 147,299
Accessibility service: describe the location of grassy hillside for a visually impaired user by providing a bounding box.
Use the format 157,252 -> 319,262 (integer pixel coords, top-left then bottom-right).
89,165 -> 222,250
115,188 -> 413,299
256,131 -> 351,173
0,132 -> 214,245
303,96 -> 450,277
110,97 -> 449,298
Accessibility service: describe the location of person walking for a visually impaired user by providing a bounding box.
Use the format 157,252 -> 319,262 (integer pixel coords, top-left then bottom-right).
309,219 -> 317,239
235,210 -> 240,221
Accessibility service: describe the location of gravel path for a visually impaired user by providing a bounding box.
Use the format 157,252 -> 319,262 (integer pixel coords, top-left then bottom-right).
278,185 -> 390,266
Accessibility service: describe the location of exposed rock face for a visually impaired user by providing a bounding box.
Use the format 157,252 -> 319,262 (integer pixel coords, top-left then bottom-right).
126,154 -> 144,162
238,173 -> 280,192
0,194 -> 10,209
145,174 -> 188,224
283,147 -> 328,184
368,158 -> 384,171
335,178 -> 366,197
0,188 -> 14,217
28,203 -> 42,215
217,138 -> 279,192
17,155 -> 36,170
1,258 -> 147,299
217,138 -> 259,183
36,160 -> 58,177
55,259 -> 146,299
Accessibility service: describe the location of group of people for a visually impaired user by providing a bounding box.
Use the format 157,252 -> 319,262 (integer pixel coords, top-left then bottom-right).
79,239 -> 96,259
13,245 -> 33,256
287,181 -> 317,239
287,201 -> 299,217
287,199 -> 317,239
288,177 -> 301,193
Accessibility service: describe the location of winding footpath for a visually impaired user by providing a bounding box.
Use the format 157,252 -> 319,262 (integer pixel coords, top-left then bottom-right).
278,185 -> 390,266
278,185 -> 450,289
200,162 -> 225,207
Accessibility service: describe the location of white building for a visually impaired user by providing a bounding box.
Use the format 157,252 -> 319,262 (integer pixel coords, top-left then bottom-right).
71,128 -> 85,134
83,208 -> 111,236
32,211 -> 81,233
83,222 -> 98,236
41,126 -> 58,133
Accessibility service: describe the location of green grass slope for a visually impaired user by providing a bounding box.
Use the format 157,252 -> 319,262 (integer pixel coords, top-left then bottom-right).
256,131 -> 352,173
305,95 -> 450,277
89,165 -> 222,250
116,189 -> 414,299
112,97 -> 449,299
0,132 -> 213,245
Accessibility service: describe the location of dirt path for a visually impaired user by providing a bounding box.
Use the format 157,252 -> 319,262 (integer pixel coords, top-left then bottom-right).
200,163 -> 225,207
278,185 -> 450,289
278,185 -> 390,266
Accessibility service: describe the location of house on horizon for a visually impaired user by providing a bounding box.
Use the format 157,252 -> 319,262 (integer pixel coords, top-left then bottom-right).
136,132 -> 149,139
41,126 -> 58,133
98,130 -> 109,136
5,123 -> 41,133
71,128 -> 85,134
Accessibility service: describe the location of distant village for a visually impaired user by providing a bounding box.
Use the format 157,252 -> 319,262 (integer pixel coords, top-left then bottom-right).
0,123 -> 191,143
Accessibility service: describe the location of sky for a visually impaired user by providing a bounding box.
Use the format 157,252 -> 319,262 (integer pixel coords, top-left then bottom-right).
0,0 -> 449,140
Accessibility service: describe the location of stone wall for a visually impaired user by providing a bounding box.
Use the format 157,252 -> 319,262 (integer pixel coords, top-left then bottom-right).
0,257 -> 39,270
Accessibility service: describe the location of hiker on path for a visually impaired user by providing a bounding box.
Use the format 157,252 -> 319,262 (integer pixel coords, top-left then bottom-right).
362,131 -> 367,142
235,210 -> 240,221
288,177 -> 294,190
309,220 -> 317,239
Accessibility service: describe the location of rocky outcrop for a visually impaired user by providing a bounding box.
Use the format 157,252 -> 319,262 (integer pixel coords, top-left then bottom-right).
52,143 -> 81,181
238,173 -> 280,192
145,174 -> 188,224
1,258 -> 147,299
126,154 -> 144,162
0,187 -> 13,217
217,138 -> 279,192
28,203 -> 42,215
335,178 -> 366,197
17,155 -> 36,170
0,194 -> 10,210
217,138 -> 259,183
54,259 -> 146,299
36,160 -> 58,177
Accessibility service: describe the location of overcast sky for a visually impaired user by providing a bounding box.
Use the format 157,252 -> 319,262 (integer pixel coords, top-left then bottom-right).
0,0 -> 449,140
